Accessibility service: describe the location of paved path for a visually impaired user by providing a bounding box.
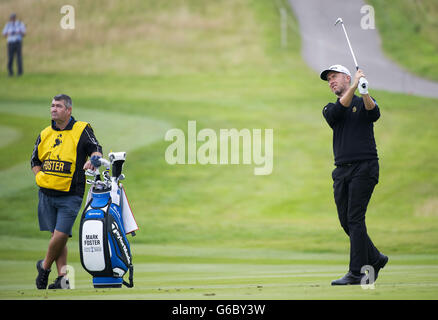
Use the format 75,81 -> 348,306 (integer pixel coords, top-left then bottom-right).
288,0 -> 438,98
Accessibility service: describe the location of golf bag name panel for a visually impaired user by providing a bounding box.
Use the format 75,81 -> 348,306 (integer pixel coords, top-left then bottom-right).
81,219 -> 106,272
80,200 -> 110,276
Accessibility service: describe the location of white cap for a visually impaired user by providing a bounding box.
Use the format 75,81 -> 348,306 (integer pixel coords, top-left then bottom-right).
320,64 -> 351,81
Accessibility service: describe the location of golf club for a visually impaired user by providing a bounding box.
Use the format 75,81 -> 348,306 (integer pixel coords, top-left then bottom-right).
335,17 -> 368,92
335,17 -> 359,70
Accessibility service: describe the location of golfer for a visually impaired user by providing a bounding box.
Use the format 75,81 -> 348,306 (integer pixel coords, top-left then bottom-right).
321,65 -> 388,285
31,94 -> 103,289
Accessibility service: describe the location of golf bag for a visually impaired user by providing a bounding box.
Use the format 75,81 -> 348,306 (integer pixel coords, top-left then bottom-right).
79,152 -> 138,288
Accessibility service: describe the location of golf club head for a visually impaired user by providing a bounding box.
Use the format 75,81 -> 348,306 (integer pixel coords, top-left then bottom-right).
335,17 -> 343,26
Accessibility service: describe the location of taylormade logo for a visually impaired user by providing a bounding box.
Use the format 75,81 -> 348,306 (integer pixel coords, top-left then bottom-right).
112,223 -> 131,265
164,121 -> 274,175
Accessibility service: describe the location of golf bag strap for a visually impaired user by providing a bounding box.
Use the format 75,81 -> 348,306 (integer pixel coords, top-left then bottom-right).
123,265 -> 134,288
80,197 -> 93,221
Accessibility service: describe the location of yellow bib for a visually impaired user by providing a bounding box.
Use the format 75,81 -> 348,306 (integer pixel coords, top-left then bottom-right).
36,121 -> 88,192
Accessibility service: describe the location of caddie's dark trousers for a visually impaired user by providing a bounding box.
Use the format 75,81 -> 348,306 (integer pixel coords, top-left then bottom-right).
7,41 -> 23,76
332,159 -> 381,274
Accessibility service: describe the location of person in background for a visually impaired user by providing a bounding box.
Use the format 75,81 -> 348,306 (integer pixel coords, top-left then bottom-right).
2,13 -> 26,76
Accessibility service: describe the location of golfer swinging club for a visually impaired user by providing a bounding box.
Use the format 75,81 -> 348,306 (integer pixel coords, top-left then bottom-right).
320,65 -> 388,285
31,94 -> 103,289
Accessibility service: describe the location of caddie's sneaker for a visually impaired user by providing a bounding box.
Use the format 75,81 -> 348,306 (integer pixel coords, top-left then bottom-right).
48,276 -> 70,289
35,259 -> 51,289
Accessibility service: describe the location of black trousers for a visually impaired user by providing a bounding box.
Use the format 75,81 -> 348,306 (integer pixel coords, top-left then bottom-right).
332,159 -> 381,274
7,41 -> 23,76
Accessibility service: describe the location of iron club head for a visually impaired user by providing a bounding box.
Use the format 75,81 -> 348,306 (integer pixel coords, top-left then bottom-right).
335,17 -> 343,26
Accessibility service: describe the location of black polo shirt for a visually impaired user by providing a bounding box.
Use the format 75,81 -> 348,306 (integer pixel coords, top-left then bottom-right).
323,95 -> 380,166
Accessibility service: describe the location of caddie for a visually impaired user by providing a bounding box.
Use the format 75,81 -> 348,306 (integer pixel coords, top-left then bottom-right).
31,94 -> 103,289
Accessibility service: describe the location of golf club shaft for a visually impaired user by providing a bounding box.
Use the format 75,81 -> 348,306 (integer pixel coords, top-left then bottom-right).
340,23 -> 359,70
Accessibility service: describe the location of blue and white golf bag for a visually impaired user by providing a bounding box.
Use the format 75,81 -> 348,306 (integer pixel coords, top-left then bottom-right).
79,152 -> 138,288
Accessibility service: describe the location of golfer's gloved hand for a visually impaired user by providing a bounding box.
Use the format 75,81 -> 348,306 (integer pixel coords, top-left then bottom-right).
90,155 -> 102,168
358,77 -> 368,95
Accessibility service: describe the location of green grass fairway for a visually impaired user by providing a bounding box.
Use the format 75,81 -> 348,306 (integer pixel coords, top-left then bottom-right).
1,238 -> 438,300
0,0 -> 437,300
